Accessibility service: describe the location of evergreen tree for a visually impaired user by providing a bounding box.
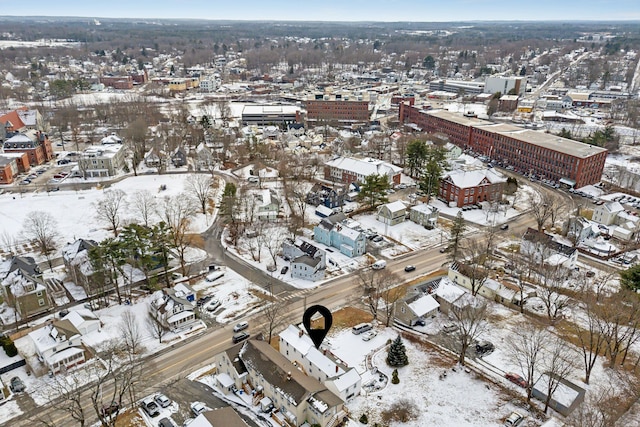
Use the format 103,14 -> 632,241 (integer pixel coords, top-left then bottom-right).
418,145 -> 448,203
449,211 -> 467,262
391,368 -> 400,384
387,336 -> 409,367
357,174 -> 390,209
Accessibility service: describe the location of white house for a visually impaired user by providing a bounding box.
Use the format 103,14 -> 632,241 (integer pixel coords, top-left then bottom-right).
27,309 -> 99,375
255,189 -> 281,221
279,325 -> 362,402
521,228 -> 578,269
149,289 -> 197,331
395,293 -> 440,326
409,203 -> 439,228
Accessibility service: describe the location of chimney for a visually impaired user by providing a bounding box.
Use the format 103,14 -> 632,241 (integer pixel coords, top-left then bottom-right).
335,365 -> 339,373
298,329 -> 303,338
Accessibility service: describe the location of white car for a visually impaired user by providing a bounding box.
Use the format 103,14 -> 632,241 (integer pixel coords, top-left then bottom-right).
190,402 -> 207,416
362,331 -> 377,341
504,412 -> 525,426
206,300 -> 221,312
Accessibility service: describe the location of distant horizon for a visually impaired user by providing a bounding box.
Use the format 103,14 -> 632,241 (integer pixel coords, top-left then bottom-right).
0,0 -> 638,22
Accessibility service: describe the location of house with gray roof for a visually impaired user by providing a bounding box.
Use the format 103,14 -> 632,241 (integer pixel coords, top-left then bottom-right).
217,339 -> 346,427
0,256 -> 51,318
282,239 -> 326,281
149,288 -> 197,331
313,213 -> 366,258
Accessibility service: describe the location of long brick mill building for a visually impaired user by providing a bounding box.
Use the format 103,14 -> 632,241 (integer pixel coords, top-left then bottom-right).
399,104 -> 607,188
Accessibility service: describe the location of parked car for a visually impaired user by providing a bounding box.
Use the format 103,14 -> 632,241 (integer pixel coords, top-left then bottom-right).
101,401 -> 120,416
504,411 -> 525,426
196,295 -> 212,307
205,300 -> 221,312
232,331 -> 250,343
499,224 -> 509,230
140,397 -> 160,417
155,393 -> 172,408
190,401 -> 207,416
233,321 -> 249,332
442,323 -> 458,333
505,372 -> 527,388
158,418 -> 174,427
404,265 -> 416,272
361,331 -> 377,341
280,266 -> 289,274
475,341 -> 495,355
9,376 -> 25,393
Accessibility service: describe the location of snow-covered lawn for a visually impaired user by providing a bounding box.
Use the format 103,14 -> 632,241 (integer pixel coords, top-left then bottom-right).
354,213 -> 443,252
0,173 -> 218,256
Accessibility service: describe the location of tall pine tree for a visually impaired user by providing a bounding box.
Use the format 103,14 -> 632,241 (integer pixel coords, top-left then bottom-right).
387,336 -> 409,367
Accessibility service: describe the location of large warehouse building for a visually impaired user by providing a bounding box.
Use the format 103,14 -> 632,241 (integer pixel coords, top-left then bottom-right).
399,104 -> 607,188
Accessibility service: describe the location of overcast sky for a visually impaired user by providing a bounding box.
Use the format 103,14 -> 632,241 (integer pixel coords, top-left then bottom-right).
0,0 -> 638,21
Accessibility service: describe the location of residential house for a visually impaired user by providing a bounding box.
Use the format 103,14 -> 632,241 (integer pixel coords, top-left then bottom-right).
149,288 -> 197,331
144,147 -> 162,168
565,217 -> 600,245
282,239 -> 327,282
438,168 -> 506,207
432,277 -> 467,315
409,204 -> 439,228
521,228 -> 578,269
3,130 -> 53,167
190,407 -> 250,427
214,339 -> 346,427
377,201 -> 407,226
395,293 -> 440,326
448,264 -> 517,305
78,143 -> 126,178
279,325 -> 362,402
27,309 -> 99,375
591,201 -> 640,241
313,213 -> 366,257
0,256 -> 51,318
171,147 -> 188,167
306,183 -> 347,209
255,189 -> 281,221
324,156 -> 403,186
195,143 -> 216,171
62,239 -> 101,295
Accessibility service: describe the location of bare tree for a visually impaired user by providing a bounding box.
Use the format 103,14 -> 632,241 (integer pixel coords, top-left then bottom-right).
95,189 -> 126,237
565,383 -> 622,427
568,288 -> 605,384
130,190 -> 157,227
596,289 -> 640,368
119,310 -> 144,356
0,230 -> 16,255
22,211 -> 59,270
262,298 -> 286,345
459,240 -> 490,296
40,370 -> 88,427
449,297 -> 488,366
358,267 -> 397,321
506,323 -> 548,402
261,224 -> 287,268
158,194 -> 198,274
537,265 -> 571,323
146,306 -> 166,344
184,174 -> 215,215
530,192 -> 555,231
541,336 -> 578,413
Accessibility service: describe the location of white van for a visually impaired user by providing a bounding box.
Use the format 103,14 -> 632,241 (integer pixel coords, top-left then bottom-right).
352,323 -> 373,335
371,260 -> 387,270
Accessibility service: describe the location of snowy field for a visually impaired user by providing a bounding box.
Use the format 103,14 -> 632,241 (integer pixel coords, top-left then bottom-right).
0,173 -> 218,255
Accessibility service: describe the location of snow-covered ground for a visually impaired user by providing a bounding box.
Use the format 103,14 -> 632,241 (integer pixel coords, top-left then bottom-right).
0,173 -> 218,255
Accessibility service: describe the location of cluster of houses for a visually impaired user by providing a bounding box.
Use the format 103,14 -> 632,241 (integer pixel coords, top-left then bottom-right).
214,324 -> 359,427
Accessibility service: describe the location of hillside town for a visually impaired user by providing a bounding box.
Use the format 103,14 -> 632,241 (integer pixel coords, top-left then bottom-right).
1,15 -> 640,427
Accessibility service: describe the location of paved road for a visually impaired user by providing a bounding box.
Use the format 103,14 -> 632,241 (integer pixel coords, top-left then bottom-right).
11,245 -> 451,427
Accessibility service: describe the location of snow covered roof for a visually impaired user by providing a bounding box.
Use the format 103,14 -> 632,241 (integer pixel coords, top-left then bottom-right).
325,156 -> 402,177
279,325 -> 345,378
603,201 -> 624,213
48,346 -> 85,365
443,168 -> 506,189
330,367 -> 361,392
167,310 -> 194,324
407,294 -> 440,316
381,200 -> 407,213
217,372 -> 235,388
410,203 -> 438,214
434,278 -> 466,303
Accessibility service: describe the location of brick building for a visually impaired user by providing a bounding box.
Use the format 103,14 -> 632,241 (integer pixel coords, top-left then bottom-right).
305,94 -> 370,124
439,168 -> 506,207
0,153 -> 30,184
3,130 -> 53,167
99,75 -> 133,90
399,105 -> 607,188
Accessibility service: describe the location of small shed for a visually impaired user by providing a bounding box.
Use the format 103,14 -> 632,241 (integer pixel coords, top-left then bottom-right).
315,205 -> 334,218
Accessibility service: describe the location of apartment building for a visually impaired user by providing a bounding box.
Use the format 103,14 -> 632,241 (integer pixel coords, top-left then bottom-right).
439,168 -> 506,207
78,143 -> 125,178
3,130 -> 53,167
324,156 -> 402,186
